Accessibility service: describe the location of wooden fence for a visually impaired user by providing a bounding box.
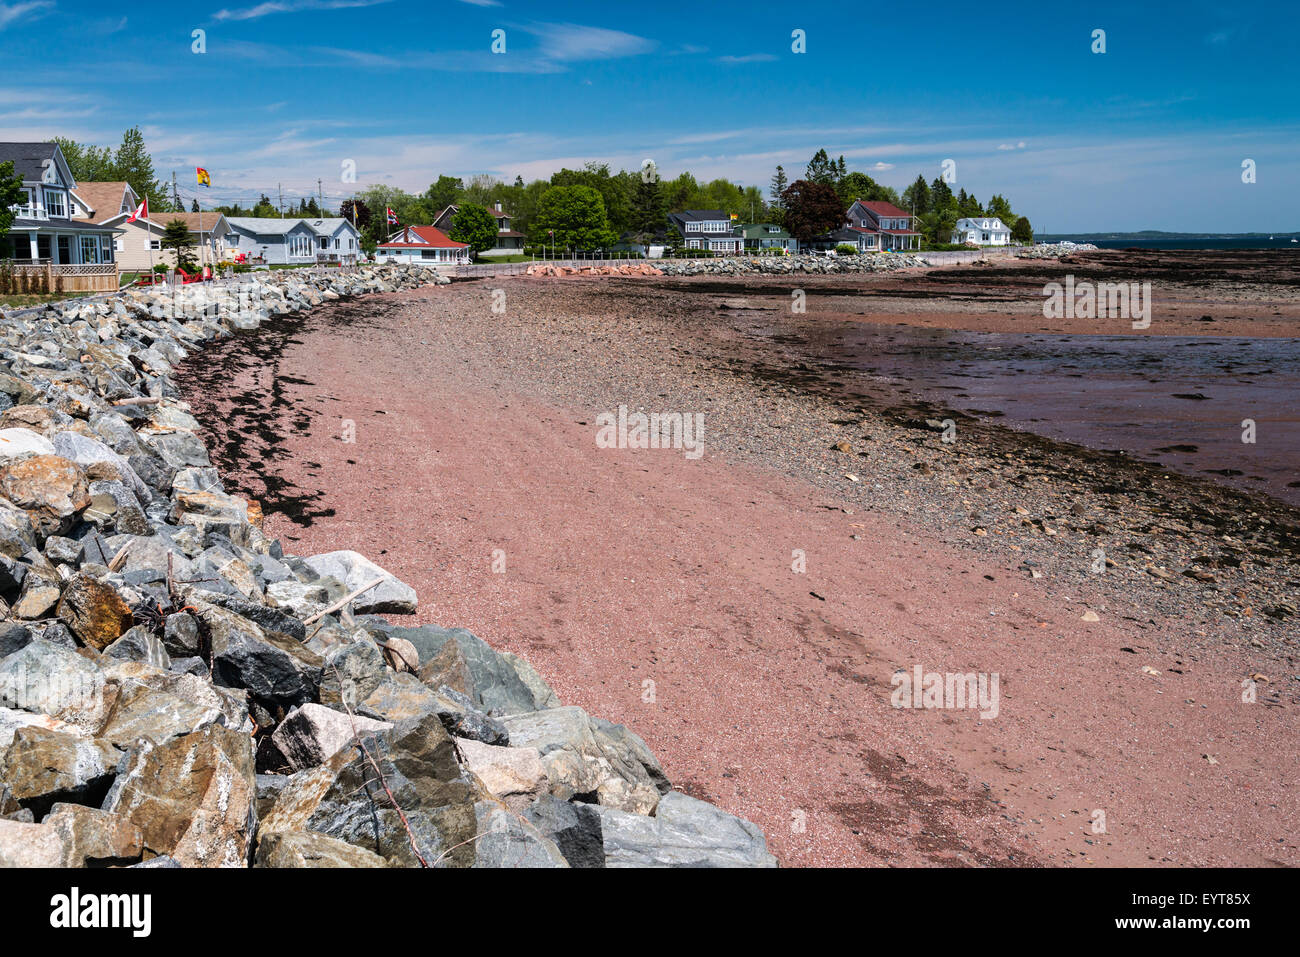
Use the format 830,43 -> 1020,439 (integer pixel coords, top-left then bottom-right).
0,261 -> 120,294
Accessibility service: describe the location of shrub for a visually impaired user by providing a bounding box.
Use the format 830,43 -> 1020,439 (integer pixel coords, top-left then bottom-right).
835,244 -> 859,255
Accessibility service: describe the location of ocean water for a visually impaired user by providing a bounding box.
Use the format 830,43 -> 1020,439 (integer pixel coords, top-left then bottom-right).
1045,237 -> 1300,251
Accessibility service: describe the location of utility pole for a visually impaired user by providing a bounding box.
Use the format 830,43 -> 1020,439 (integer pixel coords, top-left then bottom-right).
317,178 -> 324,216
172,171 -> 179,210
278,183 -> 284,218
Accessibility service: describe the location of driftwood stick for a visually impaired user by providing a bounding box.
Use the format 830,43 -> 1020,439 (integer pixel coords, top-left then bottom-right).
108,542 -> 131,572
111,396 -> 165,406
302,576 -> 385,626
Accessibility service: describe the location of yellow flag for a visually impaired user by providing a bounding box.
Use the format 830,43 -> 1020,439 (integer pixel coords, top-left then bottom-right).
196,167 -> 211,187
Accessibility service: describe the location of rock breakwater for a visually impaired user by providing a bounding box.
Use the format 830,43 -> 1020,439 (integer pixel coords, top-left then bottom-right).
0,265 -> 776,868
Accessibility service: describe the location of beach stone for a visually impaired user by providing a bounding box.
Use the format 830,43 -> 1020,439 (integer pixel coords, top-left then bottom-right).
254,829 -> 388,868
97,679 -> 226,749
0,428 -> 55,463
261,712 -> 486,867
56,573 -> 134,650
0,500 -> 38,558
171,489 -> 249,536
104,624 -> 172,669
201,593 -> 305,641
0,725 -> 120,817
360,618 -> 536,715
162,612 -> 201,658
265,580 -> 330,618
12,575 -> 61,619
0,639 -> 108,733
44,534 -> 84,565
318,637 -> 387,710
44,803 -> 144,867
455,737 -> 547,809
266,703 -> 392,772
500,706 -> 662,813
195,600 -> 322,711
522,794 -> 606,868
103,723 -> 257,868
0,454 -> 91,536
472,801 -> 568,868
141,430 -> 210,470
0,818 -> 66,866
85,479 -> 151,535
593,792 -> 777,868
500,651 -> 562,710
51,431 -> 151,502
303,551 -> 417,614
0,625 -> 33,659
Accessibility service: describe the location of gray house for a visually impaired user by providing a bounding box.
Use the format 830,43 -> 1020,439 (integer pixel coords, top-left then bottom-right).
224,217 -> 360,265
0,141 -> 120,278
667,209 -> 743,253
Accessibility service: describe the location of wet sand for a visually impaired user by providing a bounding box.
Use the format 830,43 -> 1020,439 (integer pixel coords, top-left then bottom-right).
176,257 -> 1299,868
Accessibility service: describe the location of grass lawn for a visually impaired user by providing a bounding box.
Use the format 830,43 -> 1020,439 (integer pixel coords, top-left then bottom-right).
476,254 -> 533,263
0,290 -> 95,309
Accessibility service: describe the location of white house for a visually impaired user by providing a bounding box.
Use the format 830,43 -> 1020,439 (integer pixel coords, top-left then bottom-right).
225,217 -> 360,265
374,225 -> 470,266
951,217 -> 1012,246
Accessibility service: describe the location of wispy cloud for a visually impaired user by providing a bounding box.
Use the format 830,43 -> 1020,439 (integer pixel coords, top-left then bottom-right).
717,53 -> 777,64
523,22 -> 656,61
996,141 -> 1027,150
213,0 -> 391,23
0,0 -> 53,29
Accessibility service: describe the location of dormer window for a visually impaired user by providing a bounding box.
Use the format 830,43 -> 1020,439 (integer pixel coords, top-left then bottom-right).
44,189 -> 66,218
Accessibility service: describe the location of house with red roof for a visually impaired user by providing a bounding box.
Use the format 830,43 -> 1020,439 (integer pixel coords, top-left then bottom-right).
374,224 -> 470,266
844,199 -> 922,252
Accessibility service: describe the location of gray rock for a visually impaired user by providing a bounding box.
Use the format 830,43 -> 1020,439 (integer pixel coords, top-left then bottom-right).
522,794 -> 606,868
196,600 -> 322,711
104,624 -> 172,669
472,801 -> 568,868
594,792 -> 777,868
265,703 -> 392,773
303,551 -> 416,614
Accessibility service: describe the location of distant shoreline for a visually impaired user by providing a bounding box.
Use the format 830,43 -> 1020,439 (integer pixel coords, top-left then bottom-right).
1039,233 -> 1299,250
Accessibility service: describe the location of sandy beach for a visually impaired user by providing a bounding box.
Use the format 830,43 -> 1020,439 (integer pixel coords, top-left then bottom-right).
176,250 -> 1299,868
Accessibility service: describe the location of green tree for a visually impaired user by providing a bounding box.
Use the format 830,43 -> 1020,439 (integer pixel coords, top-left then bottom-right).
421,175 -> 464,218
986,194 -> 1015,223
902,175 -> 931,216
957,189 -> 982,218
805,149 -> 837,185
0,161 -> 24,241
448,203 -> 499,258
836,171 -> 899,206
529,185 -> 617,251
160,218 -> 197,271
113,127 -> 170,213
769,165 -> 788,210
52,137 -> 115,183
781,179 -> 844,243
929,177 -> 956,216
252,194 -> 277,217
1011,215 -> 1033,244
631,175 -> 666,234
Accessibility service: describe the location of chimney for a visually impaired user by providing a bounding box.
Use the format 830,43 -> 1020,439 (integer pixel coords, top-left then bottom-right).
495,201 -> 502,213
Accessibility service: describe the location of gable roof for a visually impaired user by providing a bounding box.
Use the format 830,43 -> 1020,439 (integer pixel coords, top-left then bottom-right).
0,141 -> 73,185
855,199 -> 912,219
69,181 -> 138,223
145,211 -> 229,235
378,225 -> 468,249
955,217 -> 1008,230
225,216 -> 320,236
737,223 -> 792,239
671,209 -> 731,222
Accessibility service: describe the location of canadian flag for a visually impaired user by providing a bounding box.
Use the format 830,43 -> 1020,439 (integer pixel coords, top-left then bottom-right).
386,206 -> 398,225
126,196 -> 149,223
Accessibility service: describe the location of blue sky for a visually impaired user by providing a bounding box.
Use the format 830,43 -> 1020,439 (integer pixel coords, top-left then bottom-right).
2,0 -> 1297,230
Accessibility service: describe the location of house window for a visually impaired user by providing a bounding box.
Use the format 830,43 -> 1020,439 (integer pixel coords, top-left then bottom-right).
146,239 -> 161,250
687,240 -> 700,249
114,239 -> 124,251
79,236 -> 100,264
982,233 -> 989,242
421,250 -> 436,259
44,189 -> 66,218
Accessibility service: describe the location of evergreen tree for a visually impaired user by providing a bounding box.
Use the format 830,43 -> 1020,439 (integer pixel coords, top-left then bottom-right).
113,127 -> 169,213
902,175 -> 931,215
769,165 -> 788,209
631,175 -> 666,234
190,198 -> 199,212
805,149 -> 836,185
160,218 -> 197,270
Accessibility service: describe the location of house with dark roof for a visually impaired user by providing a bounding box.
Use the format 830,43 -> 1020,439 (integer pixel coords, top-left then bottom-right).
433,202 -> 526,256
374,225 -> 469,267
737,222 -> 797,253
0,142 -> 121,287
667,209 -> 744,253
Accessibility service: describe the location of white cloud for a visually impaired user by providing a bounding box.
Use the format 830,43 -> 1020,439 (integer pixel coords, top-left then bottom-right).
0,1 -> 53,29
523,22 -> 656,61
717,53 -> 777,64
213,0 -> 392,23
